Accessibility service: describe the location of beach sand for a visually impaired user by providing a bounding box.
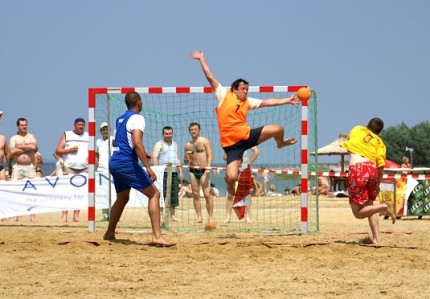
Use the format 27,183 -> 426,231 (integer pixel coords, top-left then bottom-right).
1,196 -> 429,298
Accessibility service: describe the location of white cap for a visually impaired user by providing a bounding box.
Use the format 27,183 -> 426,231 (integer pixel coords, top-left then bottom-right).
100,122 -> 108,129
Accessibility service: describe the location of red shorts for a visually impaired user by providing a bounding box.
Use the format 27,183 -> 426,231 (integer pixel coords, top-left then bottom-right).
347,161 -> 379,206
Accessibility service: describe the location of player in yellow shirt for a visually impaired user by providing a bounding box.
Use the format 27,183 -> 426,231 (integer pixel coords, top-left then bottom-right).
341,117 -> 396,245
190,50 -> 299,209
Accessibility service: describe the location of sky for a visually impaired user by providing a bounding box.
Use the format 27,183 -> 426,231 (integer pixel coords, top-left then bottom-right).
1,0 -> 429,163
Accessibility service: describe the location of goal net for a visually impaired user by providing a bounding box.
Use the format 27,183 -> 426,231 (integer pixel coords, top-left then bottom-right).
88,86 -> 318,234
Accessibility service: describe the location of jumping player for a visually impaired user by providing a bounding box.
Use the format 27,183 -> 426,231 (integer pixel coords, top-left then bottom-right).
190,50 -> 299,207
341,117 -> 396,245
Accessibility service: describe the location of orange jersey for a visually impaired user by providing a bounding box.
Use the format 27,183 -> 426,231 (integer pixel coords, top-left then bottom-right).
215,90 -> 252,147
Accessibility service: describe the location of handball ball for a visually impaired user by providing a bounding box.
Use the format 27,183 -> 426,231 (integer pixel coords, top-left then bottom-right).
297,87 -> 311,101
204,221 -> 217,231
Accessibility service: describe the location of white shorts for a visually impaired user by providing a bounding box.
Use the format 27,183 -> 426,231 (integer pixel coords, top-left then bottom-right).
12,163 -> 36,180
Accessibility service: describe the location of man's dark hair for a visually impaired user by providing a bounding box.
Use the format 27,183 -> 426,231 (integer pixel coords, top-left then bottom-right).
125,92 -> 141,109
230,78 -> 249,91
367,117 -> 384,134
16,117 -> 27,126
162,126 -> 173,134
189,122 -> 200,130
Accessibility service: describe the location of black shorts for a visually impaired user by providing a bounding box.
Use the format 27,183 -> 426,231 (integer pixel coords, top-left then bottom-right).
223,126 -> 263,165
189,168 -> 206,181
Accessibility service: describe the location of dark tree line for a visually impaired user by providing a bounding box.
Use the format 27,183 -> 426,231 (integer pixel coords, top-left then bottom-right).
381,121 -> 430,167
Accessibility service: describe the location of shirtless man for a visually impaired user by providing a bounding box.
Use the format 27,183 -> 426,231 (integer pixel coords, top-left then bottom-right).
184,122 -> 215,225
10,117 -> 38,222
0,134 -> 11,181
312,177 -> 330,196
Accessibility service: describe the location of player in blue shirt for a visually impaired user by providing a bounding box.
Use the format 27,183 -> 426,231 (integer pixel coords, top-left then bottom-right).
103,91 -> 174,247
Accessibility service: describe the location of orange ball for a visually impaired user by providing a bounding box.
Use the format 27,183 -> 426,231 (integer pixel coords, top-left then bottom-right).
297,87 -> 311,101
204,221 -> 217,231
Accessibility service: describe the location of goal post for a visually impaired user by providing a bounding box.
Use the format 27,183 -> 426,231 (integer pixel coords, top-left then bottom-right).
88,86 -> 318,234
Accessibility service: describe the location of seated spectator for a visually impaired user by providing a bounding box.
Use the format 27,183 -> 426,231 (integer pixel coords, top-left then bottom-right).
312,177 -> 330,195
292,184 -> 301,195
267,184 -> 282,197
210,183 -> 220,197
328,190 -> 349,198
179,180 -> 193,199
250,174 -> 263,196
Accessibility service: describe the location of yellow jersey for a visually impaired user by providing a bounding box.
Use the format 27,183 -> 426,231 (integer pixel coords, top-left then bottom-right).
341,125 -> 386,168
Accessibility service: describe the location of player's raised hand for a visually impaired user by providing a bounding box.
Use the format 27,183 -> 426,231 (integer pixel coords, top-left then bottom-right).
190,50 -> 205,60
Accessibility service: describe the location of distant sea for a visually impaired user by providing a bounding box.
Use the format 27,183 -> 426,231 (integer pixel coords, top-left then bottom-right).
40,162 -> 301,196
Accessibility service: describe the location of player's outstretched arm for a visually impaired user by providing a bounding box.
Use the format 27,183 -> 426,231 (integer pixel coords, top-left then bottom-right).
190,50 -> 219,91
259,93 -> 299,108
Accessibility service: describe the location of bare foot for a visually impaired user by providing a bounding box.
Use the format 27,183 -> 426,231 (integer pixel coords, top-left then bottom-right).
171,216 -> 181,222
224,217 -> 231,224
196,217 -> 202,223
61,218 -> 68,222
151,236 -> 176,247
372,238 -> 380,246
245,217 -> 251,223
30,215 -> 36,222
277,138 -> 297,149
384,201 -> 396,224
73,218 -> 80,222
103,233 -> 116,241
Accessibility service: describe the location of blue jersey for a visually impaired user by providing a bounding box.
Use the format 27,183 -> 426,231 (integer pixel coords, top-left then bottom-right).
109,110 -> 152,192
111,110 -> 139,164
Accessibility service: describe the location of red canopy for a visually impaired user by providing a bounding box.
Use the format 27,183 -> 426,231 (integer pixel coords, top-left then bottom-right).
385,159 -> 400,168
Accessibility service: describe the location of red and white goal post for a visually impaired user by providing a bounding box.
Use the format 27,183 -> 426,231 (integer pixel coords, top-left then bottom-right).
87,86 -> 318,234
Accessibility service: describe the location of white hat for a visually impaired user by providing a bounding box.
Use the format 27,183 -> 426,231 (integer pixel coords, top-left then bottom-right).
100,122 -> 109,129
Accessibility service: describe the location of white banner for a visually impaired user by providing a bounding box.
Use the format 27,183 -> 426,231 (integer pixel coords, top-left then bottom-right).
0,165 -> 167,219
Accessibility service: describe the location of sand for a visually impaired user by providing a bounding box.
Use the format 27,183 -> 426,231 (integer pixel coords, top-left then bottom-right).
1,196 -> 429,298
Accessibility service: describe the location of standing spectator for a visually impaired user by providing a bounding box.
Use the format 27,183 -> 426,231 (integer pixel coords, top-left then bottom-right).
35,151 -> 44,178
96,122 -> 114,221
50,153 -> 64,176
103,92 -> 173,246
184,122 -> 215,226
153,126 -> 183,222
401,156 -> 411,169
55,117 -> 88,222
0,111 -> 11,181
261,168 -> 271,195
341,117 -> 396,245
10,117 -> 38,222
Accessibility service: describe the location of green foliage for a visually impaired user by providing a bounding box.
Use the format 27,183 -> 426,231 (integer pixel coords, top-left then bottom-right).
381,121 -> 430,167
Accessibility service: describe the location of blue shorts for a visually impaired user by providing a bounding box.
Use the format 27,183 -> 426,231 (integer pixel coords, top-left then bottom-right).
109,160 -> 153,193
223,126 -> 263,165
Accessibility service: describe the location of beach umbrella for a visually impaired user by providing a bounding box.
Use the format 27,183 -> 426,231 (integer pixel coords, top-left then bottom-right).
312,132 -> 348,172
